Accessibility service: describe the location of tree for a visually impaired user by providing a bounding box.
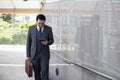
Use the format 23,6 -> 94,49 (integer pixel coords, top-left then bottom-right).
0,14 -> 12,23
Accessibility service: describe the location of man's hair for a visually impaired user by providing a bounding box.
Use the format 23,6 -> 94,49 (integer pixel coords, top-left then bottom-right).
36,14 -> 46,21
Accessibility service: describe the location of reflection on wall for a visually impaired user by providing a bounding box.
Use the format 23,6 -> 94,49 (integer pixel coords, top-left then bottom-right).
42,0 -> 120,79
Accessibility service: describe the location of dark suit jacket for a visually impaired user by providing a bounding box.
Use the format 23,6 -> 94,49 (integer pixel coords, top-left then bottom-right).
26,24 -> 54,59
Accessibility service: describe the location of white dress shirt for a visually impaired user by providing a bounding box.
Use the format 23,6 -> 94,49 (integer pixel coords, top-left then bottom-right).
37,25 -> 44,33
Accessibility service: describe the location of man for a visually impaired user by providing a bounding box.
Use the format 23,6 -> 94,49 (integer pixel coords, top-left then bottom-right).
26,14 -> 54,80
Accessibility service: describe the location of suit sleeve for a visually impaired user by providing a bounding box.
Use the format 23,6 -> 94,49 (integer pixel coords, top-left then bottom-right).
26,27 -> 32,57
47,27 -> 54,45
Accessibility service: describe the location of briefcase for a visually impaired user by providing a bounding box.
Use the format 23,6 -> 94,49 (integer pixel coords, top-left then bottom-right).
25,58 -> 33,77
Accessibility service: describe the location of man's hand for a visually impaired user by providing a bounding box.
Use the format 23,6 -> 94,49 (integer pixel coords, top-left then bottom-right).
41,40 -> 48,45
27,57 -> 31,60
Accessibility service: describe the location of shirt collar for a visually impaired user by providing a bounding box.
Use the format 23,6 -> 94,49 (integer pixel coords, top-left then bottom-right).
37,25 -> 44,31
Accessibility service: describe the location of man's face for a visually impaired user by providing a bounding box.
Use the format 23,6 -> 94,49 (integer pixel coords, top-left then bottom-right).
37,19 -> 45,27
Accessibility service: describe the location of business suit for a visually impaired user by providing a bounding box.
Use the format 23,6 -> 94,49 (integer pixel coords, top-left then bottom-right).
26,24 -> 54,80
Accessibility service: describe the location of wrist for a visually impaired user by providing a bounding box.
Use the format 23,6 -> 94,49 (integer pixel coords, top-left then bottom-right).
27,57 -> 31,60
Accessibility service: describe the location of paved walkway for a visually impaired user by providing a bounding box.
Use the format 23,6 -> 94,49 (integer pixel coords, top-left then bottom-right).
0,45 -> 110,80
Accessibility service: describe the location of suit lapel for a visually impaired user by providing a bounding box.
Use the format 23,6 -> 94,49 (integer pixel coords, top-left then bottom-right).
42,25 -> 47,36
33,25 -> 37,42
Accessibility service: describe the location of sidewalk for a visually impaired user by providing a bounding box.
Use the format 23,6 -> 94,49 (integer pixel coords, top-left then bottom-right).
0,45 -> 110,80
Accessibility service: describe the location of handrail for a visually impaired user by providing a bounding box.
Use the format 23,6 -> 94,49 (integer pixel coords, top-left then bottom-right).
51,50 -> 119,80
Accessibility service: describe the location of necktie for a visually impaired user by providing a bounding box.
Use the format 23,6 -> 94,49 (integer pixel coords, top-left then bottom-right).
39,28 -> 42,34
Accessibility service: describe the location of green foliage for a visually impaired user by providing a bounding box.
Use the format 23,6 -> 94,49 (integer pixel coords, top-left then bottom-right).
15,21 -> 35,29
0,16 -> 35,44
11,33 -> 27,45
0,34 -> 12,44
0,20 -> 11,29
0,14 -> 12,23
0,19 -> 11,41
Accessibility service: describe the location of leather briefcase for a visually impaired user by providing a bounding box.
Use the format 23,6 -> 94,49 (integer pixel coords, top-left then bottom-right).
25,58 -> 33,77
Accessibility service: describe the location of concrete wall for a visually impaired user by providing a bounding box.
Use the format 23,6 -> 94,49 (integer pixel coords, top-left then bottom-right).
42,0 -> 120,79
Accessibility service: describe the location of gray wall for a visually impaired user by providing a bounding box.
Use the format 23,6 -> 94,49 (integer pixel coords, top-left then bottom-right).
42,0 -> 120,79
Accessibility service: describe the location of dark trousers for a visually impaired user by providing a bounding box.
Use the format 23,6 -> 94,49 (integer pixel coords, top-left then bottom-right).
32,54 -> 49,80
